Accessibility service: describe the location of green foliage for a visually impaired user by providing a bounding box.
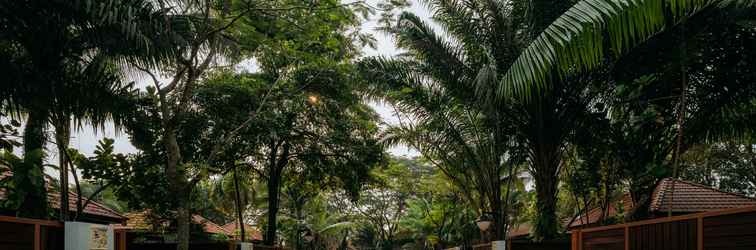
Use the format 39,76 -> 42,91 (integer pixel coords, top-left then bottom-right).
399,179 -> 478,249
0,116 -> 21,152
76,138 -> 174,213
681,142 -> 756,195
498,0 -> 756,100
0,150 -> 49,218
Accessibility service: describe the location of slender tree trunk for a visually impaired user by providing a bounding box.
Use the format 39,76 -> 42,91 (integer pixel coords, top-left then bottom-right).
265,169 -> 281,245
265,141 -> 289,246
500,165 -> 517,239
19,109 -> 49,219
53,113 -> 70,222
491,183 -> 504,241
295,204 -> 303,250
69,157 -> 83,219
233,166 -> 246,242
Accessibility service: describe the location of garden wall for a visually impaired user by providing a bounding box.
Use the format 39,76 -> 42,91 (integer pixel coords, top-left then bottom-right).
0,216 -> 64,250
572,205 -> 756,250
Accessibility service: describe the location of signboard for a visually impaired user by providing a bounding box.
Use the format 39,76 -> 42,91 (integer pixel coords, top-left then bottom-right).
90,226 -> 108,250
491,240 -> 506,250
65,222 -> 114,250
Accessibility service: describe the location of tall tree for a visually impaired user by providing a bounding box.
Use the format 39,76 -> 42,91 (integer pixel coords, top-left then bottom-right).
132,0 -> 376,247
362,0 -> 596,239
0,0 -> 176,219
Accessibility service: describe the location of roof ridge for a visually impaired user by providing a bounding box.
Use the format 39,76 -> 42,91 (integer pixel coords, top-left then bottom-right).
649,178 -> 669,211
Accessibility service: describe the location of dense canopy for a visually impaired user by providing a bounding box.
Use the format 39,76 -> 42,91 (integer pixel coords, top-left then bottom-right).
1,0 -> 755,249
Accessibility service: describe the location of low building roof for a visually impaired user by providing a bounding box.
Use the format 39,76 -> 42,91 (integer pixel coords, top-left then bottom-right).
193,215 -> 231,235
567,178 -> 756,229
650,178 -> 756,212
48,190 -> 127,222
115,210 -> 232,236
222,222 -> 263,241
0,167 -> 126,223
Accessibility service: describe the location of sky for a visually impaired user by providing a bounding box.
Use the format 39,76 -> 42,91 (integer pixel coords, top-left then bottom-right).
42,0 -> 434,164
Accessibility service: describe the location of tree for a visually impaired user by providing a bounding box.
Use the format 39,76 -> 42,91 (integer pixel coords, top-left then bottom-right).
341,158 -> 424,249
362,0 -> 596,240
130,1 -> 376,248
495,0 -> 756,98
0,0 -> 173,219
681,142 -> 756,195
223,71 -> 384,245
399,163 -> 479,250
599,8 -> 756,219
470,0 -> 756,237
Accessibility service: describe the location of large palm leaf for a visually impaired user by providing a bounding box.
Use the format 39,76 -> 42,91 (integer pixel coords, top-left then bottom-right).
498,0 -> 756,99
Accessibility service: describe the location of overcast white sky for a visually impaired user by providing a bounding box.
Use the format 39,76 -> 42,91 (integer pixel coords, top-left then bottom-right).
48,0 -> 433,164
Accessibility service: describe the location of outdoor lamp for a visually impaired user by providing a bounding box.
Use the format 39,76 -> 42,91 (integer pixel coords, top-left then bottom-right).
303,231 -> 315,242
476,213 -> 492,232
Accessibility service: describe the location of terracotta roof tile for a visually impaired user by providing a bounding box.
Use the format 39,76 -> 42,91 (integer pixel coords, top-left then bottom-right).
1,167 -> 126,222
48,190 -> 127,222
566,194 -> 633,229
112,211 -> 155,231
507,224 -> 532,239
222,222 -> 263,241
116,210 -> 232,236
650,178 -> 756,212
567,178 -> 756,229
193,215 -> 231,235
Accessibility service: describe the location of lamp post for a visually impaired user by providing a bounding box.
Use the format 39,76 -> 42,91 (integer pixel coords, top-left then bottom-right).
302,229 -> 314,250
477,217 -> 492,232
476,212 -> 493,243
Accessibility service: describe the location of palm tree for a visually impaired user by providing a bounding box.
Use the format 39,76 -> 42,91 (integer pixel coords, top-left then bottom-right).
361,0 -> 604,240
493,0 -> 756,225
359,0 -> 531,239
0,0 -> 180,219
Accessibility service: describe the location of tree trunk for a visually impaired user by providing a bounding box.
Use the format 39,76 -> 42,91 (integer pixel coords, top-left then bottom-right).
295,204 -> 303,250
265,141 -> 289,246
490,182 -> 504,241
53,113 -> 70,222
532,155 -> 560,241
163,126 -> 190,250
19,109 -> 50,219
265,170 -> 281,245
233,166 -> 246,242
176,197 -> 191,250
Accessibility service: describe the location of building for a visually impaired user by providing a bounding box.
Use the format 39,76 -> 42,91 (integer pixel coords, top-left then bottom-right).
113,209 -> 238,247
566,178 -> 756,229
0,167 -> 126,224
222,222 -> 263,242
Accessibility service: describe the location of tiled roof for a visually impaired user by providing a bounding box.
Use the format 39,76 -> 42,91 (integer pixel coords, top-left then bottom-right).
222,222 -> 263,241
193,214 -> 231,235
0,167 -> 126,222
566,194 -> 633,229
650,178 -> 756,212
567,178 -> 756,229
48,190 -> 127,222
507,223 -> 532,239
116,210 -> 232,236
112,211 -> 156,231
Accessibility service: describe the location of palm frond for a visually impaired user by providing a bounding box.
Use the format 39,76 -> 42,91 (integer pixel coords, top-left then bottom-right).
498,0 -> 756,100
318,221 -> 356,235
